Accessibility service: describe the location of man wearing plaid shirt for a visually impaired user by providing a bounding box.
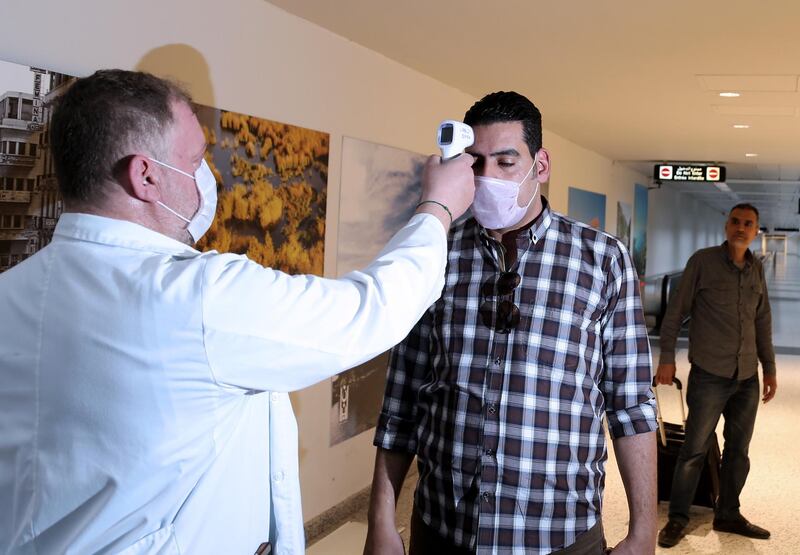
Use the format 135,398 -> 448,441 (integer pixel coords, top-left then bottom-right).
364,92 -> 658,555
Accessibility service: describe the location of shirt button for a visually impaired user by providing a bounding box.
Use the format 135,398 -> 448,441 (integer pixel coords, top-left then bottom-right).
494,356 -> 502,365
482,491 -> 492,502
271,393 -> 280,402
487,404 -> 497,415
485,448 -> 495,456
273,471 -> 285,482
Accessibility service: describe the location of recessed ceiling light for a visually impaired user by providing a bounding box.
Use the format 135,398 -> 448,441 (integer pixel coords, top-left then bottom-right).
719,92 -> 741,98
745,153 -> 758,157
733,124 -> 750,129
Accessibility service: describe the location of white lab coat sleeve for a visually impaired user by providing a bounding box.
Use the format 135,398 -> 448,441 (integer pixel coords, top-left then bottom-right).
201,213 -> 447,392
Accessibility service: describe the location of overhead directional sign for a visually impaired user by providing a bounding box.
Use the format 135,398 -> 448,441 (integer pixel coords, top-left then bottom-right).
654,164 -> 726,182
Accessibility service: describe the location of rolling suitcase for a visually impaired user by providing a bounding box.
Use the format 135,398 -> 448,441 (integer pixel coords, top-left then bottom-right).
653,376 -> 721,508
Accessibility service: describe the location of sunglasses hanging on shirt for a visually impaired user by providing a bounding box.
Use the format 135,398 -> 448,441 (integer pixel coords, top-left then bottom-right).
479,271 -> 522,333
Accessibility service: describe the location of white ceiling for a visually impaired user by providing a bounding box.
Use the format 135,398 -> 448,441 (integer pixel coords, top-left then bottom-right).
266,0 -> 800,232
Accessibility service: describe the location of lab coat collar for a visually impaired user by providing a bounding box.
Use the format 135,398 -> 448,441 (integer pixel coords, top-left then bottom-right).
54,212 -> 201,258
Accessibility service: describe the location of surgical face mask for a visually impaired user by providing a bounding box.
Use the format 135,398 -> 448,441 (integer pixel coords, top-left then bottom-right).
149,157 -> 217,242
472,157 -> 539,230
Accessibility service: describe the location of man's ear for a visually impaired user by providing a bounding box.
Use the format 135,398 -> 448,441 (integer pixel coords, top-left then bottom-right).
126,155 -> 162,203
534,147 -> 551,183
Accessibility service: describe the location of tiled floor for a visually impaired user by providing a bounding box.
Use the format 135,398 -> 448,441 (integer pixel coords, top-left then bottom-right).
309,253 -> 800,554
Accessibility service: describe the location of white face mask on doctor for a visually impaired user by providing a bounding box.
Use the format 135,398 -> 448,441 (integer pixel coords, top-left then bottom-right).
472,154 -> 539,230
148,157 -> 218,242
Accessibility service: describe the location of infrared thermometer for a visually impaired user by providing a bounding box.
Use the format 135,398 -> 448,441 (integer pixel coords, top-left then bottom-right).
437,120 -> 474,161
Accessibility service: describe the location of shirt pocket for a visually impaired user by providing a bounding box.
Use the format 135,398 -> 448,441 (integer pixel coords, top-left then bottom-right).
115,524 -> 180,555
536,286 -> 602,333
702,280 -> 737,306
745,282 -> 763,313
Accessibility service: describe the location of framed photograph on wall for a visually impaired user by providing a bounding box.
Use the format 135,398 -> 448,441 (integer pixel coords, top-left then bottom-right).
632,183 -> 648,277
0,58 -> 330,278
568,186 -> 606,230
332,136 -> 426,445
616,200 -> 632,249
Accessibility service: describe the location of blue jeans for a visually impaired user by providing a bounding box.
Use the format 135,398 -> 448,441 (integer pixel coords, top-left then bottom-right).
668,365 -> 760,524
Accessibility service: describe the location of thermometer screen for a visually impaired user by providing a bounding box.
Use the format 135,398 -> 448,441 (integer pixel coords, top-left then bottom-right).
439,125 -> 453,144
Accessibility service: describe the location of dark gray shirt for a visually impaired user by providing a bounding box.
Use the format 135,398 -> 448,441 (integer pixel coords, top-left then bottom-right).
659,242 -> 775,379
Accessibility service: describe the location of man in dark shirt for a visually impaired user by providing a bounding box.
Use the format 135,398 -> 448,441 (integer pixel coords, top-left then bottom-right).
656,203 -> 777,548
363,91 -> 658,555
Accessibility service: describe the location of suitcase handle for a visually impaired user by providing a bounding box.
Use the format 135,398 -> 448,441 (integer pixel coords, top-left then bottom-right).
652,376 -> 687,447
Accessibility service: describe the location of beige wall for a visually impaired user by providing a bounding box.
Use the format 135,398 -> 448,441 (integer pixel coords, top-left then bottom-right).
544,130 -> 646,232
0,0 -> 690,523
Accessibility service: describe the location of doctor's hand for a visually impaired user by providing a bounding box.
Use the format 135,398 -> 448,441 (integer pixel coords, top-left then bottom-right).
655,363 -> 677,385
415,153 -> 475,230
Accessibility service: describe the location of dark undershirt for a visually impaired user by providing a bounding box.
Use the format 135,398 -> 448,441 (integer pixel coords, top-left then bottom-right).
497,214 -> 539,269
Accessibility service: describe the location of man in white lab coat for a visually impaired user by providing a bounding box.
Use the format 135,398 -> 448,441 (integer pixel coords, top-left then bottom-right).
0,69 -> 475,555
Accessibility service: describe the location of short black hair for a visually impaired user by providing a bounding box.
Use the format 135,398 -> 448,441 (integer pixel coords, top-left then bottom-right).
50,69 -> 192,204
463,91 -> 542,157
729,202 -> 759,221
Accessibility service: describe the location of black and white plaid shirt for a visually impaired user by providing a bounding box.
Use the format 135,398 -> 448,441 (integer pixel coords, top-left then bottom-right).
375,200 -> 657,554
